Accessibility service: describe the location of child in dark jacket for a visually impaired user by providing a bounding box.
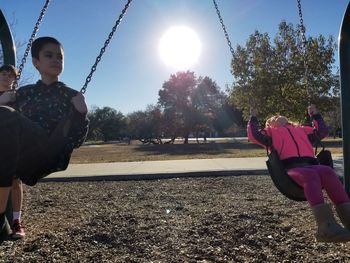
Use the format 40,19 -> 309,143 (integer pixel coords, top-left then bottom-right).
0,64 -> 25,238
247,105 -> 350,243
0,37 -> 89,238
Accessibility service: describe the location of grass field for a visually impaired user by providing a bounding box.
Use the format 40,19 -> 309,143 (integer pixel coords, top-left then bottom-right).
70,137 -> 343,163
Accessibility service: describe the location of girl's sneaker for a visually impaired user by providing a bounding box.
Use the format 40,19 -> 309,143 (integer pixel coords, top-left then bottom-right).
11,219 -> 25,239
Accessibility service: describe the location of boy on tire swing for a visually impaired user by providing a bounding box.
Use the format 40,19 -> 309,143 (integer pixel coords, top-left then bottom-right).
0,36 -> 89,238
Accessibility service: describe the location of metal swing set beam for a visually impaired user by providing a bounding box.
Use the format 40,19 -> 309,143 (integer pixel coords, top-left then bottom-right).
0,10 -> 16,66
339,1 -> 350,197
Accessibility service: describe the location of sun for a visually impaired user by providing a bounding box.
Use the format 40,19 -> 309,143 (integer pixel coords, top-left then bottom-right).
159,26 -> 202,70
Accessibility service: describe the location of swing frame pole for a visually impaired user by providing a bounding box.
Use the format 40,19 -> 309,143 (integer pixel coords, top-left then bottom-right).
339,1 -> 350,197
0,10 -> 16,66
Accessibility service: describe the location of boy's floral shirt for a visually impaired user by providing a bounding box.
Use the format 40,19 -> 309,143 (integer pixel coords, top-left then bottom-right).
15,80 -> 89,173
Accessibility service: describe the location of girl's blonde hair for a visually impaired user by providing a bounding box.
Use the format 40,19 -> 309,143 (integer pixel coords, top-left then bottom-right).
265,116 -> 277,128
265,115 -> 299,128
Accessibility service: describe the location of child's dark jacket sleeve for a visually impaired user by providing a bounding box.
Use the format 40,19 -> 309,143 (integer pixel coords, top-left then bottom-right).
307,113 -> 329,145
50,108 -> 89,173
311,113 -> 328,139
247,116 -> 272,148
66,108 -> 89,151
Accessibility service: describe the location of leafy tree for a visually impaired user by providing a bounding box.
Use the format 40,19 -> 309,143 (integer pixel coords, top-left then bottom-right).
229,21 -> 339,123
158,72 -> 244,142
87,106 -> 126,142
127,104 -> 163,143
191,76 -> 226,137
158,71 -> 197,143
230,31 -> 274,120
213,101 -> 245,136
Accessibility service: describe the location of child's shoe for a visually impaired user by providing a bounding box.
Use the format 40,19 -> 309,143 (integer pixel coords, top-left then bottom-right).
11,219 -> 25,239
312,203 -> 350,242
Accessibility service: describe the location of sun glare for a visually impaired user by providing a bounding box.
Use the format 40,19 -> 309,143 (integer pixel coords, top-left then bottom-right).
159,26 -> 202,70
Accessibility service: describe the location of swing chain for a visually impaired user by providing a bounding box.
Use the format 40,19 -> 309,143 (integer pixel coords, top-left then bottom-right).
16,0 -> 51,83
213,0 -> 234,57
296,0 -> 310,101
80,0 -> 132,94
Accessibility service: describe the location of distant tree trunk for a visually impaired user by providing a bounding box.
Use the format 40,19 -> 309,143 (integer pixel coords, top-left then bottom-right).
184,136 -> 189,144
195,132 -> 199,144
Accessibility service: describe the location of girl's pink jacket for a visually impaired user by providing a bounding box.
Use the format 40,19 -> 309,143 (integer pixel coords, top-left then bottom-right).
247,114 -> 328,160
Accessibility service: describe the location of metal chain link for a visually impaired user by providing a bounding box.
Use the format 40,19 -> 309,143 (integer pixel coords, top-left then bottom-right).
80,0 -> 132,94
213,0 -> 234,57
16,0 -> 51,82
297,0 -> 310,101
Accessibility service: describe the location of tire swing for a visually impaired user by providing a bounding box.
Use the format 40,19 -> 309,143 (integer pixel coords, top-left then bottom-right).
266,0 -> 318,202
1,0 -> 132,185
266,149 -> 306,201
265,0 -> 312,202
213,0 -> 307,201
267,0 -> 335,202
30,0 -> 133,185
214,0 -> 313,201
41,0 -> 133,179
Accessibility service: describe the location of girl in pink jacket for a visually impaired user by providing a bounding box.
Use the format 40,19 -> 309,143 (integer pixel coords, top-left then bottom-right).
248,105 -> 350,243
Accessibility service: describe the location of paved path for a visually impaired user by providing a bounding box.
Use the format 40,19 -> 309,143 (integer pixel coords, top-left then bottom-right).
42,155 -> 344,182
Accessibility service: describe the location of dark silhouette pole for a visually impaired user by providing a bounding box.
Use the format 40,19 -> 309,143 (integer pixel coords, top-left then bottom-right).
339,1 -> 350,196
0,10 -> 16,66
0,9 -> 16,239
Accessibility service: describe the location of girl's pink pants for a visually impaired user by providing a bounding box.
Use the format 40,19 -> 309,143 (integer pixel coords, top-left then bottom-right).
288,165 -> 349,207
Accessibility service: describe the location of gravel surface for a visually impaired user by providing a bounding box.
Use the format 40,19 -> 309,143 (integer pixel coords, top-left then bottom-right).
1,175 -> 350,262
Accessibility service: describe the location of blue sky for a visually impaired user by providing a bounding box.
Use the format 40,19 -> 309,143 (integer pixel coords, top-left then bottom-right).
2,0 -> 349,115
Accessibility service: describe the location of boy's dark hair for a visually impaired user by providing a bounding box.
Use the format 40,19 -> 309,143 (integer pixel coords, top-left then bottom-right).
0,64 -> 18,77
31,36 -> 63,59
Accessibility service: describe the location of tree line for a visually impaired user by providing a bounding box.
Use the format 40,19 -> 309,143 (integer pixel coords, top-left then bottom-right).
87,73 -> 244,143
87,21 -> 341,143
2,21 -> 341,142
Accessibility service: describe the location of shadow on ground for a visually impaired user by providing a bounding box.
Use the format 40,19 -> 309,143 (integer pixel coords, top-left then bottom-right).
133,141 -> 261,156
323,140 -> 343,148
